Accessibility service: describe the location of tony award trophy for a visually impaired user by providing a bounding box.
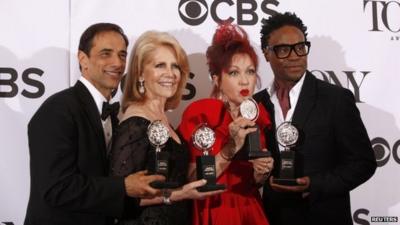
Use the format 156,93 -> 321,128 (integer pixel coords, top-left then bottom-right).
240,98 -> 271,158
273,121 -> 299,185
193,124 -> 225,192
147,120 -> 179,189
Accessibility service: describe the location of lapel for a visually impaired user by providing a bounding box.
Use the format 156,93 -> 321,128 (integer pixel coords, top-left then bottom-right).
74,81 -> 107,160
257,89 -> 278,149
254,89 -> 281,176
109,113 -> 119,156
254,90 -> 277,145
291,71 -> 317,130
254,89 -> 276,131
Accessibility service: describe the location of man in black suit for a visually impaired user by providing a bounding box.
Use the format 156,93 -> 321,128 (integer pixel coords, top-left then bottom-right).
24,23 -> 165,225
254,12 -> 377,225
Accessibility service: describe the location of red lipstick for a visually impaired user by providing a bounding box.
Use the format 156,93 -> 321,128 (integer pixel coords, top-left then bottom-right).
240,89 -> 249,96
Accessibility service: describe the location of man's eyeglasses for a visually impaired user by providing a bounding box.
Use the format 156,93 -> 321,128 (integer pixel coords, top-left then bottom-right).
265,41 -> 311,59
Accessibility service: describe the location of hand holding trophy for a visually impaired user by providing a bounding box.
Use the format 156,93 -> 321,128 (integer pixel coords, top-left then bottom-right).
273,121 -> 299,185
240,98 -> 271,158
147,120 -> 179,189
193,124 -> 225,192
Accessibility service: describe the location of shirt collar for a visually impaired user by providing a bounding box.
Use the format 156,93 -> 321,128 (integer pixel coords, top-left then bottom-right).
267,71 -> 307,97
79,76 -> 107,115
290,72 -> 306,98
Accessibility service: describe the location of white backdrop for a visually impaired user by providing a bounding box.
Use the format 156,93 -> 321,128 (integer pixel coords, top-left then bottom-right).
1,0 -> 400,224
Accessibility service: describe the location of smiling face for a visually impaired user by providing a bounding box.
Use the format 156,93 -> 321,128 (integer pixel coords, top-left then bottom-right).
264,25 -> 307,85
214,53 -> 257,107
141,45 -> 181,102
78,31 -> 127,99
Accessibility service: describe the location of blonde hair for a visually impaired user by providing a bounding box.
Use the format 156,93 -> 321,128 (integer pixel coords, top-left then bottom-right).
122,31 -> 189,112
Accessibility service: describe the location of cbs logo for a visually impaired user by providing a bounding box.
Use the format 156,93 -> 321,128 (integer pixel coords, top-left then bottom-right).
0,67 -> 45,98
178,0 -> 280,26
371,137 -> 400,167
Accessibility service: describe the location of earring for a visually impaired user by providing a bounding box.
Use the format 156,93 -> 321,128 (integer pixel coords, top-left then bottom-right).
221,94 -> 231,112
218,91 -> 229,105
217,91 -> 223,100
138,77 -> 145,94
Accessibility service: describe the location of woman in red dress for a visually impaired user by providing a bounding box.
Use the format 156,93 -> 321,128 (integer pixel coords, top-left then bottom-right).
178,22 -> 273,225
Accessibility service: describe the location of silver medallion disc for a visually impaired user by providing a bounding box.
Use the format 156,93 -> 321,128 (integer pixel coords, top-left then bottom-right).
193,124 -> 215,153
240,98 -> 259,121
147,120 -> 170,147
276,121 -> 299,148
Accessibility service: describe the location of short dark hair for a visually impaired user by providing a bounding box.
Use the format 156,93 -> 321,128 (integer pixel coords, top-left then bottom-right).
78,22 -> 129,56
260,12 -> 308,50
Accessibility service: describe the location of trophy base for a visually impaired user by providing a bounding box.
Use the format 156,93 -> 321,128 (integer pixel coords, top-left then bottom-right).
248,150 -> 271,159
197,183 -> 226,192
150,181 -> 180,189
273,177 -> 298,186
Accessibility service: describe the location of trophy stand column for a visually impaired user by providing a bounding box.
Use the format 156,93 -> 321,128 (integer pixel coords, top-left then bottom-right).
240,98 -> 271,159
273,122 -> 299,186
193,125 -> 225,192
147,120 -> 179,189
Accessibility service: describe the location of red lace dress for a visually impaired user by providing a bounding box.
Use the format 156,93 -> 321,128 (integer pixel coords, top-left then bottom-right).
178,98 -> 271,225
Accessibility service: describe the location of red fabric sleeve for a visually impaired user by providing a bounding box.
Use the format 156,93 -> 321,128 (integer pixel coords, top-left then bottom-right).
178,98 -> 232,162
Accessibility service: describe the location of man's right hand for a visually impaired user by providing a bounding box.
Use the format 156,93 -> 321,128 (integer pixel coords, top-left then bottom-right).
269,176 -> 310,194
124,170 -> 165,198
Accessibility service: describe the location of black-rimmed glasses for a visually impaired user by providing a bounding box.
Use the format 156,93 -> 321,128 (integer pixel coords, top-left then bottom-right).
265,41 -> 311,59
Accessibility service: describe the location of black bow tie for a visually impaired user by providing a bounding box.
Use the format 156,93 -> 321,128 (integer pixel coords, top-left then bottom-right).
101,102 -> 120,121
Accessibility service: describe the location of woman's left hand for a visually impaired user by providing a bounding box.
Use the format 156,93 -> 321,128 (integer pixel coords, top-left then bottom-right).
249,150 -> 274,183
170,179 -> 224,202
228,117 -> 257,153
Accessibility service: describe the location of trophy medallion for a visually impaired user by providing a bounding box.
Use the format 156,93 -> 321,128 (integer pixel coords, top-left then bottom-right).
193,124 -> 225,192
273,121 -> 299,186
147,120 -> 179,189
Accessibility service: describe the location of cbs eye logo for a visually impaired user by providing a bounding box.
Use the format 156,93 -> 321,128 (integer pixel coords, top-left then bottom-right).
178,0 -> 280,26
371,137 -> 400,167
179,0 -> 208,26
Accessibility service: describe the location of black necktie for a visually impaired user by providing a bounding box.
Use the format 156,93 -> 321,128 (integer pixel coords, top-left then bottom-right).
101,102 -> 120,121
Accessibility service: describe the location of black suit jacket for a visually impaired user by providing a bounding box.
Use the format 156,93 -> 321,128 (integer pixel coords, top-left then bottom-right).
24,81 -> 138,225
254,72 -> 376,225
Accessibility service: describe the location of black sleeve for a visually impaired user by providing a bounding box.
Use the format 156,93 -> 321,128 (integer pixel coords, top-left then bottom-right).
28,96 -> 130,217
109,118 -> 150,177
109,118 -> 151,219
309,89 -> 377,198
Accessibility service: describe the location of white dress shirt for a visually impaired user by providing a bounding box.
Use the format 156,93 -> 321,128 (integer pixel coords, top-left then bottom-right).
79,77 -> 113,149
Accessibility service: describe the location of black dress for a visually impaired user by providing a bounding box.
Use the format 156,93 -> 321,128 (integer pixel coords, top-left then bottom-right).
110,116 -> 190,225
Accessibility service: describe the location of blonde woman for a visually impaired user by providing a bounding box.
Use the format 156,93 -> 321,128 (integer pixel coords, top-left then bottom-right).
109,31 -> 222,225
